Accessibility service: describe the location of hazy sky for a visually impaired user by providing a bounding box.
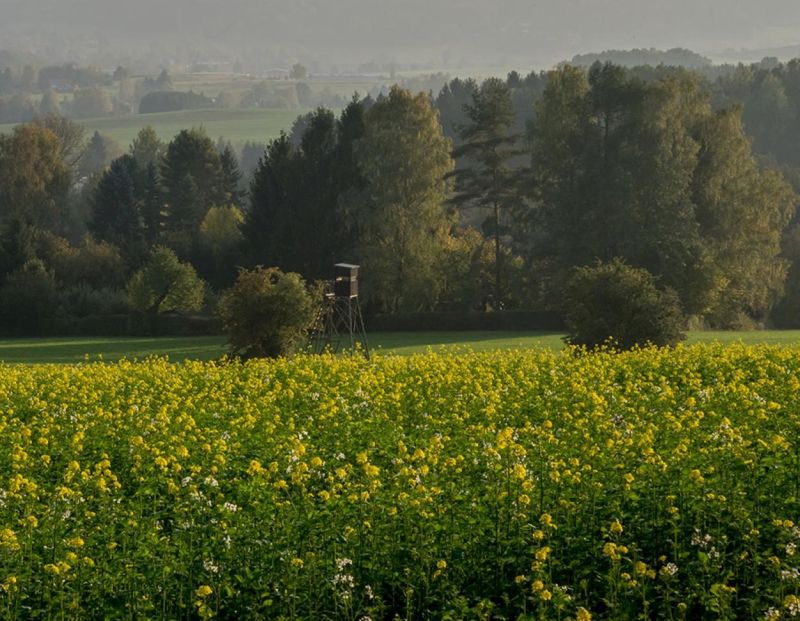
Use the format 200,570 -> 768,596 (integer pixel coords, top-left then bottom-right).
2,0 -> 800,69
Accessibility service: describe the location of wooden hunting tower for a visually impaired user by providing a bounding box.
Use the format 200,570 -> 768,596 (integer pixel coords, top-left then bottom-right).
309,263 -> 369,359
334,263 -> 359,299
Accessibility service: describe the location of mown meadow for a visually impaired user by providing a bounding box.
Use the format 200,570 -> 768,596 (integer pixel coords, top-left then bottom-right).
1,345 -> 800,619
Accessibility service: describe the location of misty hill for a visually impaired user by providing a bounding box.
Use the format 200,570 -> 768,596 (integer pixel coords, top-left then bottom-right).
572,48 -> 711,68
1,0 -> 800,71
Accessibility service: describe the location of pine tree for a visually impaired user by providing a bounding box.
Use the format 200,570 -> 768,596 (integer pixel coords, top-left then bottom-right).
90,154 -> 144,252
219,143 -> 244,207
243,133 -> 294,267
451,77 -> 521,308
130,126 -> 164,169
140,163 -> 163,244
160,128 -> 224,236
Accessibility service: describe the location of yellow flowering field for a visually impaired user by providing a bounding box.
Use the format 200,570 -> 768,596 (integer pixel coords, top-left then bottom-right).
1,345 -> 800,619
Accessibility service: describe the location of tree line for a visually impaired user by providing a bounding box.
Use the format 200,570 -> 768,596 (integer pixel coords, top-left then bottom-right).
0,61 -> 797,336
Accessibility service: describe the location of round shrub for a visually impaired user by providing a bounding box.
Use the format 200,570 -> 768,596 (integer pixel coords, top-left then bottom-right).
218,266 -> 318,358
563,258 -> 686,350
127,246 -> 205,315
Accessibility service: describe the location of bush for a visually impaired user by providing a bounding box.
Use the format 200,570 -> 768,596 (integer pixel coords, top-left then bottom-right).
127,247 -> 205,315
219,266 -> 317,358
563,258 -> 686,350
0,259 -> 59,335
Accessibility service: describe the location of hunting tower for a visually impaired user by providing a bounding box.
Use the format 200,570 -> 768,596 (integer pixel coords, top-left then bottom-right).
309,263 -> 370,359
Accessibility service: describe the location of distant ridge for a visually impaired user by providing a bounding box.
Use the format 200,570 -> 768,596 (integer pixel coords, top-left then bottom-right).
712,44 -> 800,64
571,48 -> 712,69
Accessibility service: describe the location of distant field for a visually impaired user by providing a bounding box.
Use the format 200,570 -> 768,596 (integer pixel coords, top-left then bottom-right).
0,108 -> 306,148
172,72 -> 380,99
2,330 -> 800,363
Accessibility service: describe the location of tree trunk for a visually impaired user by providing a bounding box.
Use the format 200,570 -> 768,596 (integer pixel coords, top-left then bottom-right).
494,200 -> 501,309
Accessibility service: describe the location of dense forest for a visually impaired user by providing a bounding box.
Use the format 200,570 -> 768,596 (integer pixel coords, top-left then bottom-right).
1,57 -> 800,335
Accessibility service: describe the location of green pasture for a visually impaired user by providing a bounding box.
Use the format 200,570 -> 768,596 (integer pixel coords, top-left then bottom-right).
2,330 -> 800,364
0,108 -> 305,148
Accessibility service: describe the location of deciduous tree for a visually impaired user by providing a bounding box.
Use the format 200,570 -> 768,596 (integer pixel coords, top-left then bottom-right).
354,86 -> 455,312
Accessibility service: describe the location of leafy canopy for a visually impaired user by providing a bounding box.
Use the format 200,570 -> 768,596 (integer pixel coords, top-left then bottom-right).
127,247 -> 205,314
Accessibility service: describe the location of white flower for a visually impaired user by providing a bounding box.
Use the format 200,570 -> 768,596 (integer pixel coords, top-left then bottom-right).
333,558 -> 355,594
662,562 -> 678,576
203,559 -> 220,574
763,607 -> 780,620
223,502 -> 239,512
691,530 -> 713,549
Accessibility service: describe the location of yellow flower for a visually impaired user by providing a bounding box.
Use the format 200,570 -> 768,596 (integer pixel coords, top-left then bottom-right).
609,520 -> 624,535
290,558 -> 304,568
436,559 -> 447,570
364,463 -> 380,477
196,585 -> 213,598
576,607 -> 592,621
603,542 -> 620,560
539,513 -> 557,530
44,563 -> 60,575
246,459 -> 264,475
